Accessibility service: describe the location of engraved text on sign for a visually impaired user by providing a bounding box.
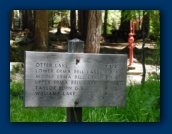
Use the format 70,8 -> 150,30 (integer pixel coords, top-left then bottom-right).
24,52 -> 127,107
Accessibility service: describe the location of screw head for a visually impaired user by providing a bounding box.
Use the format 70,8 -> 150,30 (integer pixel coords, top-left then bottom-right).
74,99 -> 79,105
76,58 -> 80,62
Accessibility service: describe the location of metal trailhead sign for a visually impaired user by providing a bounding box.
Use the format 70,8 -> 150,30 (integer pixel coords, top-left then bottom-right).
24,51 -> 127,107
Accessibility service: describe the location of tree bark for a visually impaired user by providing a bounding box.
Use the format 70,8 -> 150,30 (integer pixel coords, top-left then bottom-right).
22,10 -> 34,31
22,10 -> 28,30
18,10 -> 22,28
10,10 -> 14,30
141,11 -> 150,38
141,34 -> 146,87
69,10 -> 77,39
103,10 -> 108,36
50,10 -> 54,27
27,10 -> 34,31
84,10 -> 102,53
33,10 -> 48,51
78,10 -> 89,41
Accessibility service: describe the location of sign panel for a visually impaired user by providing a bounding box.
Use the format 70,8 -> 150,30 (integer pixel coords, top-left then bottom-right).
24,51 -> 127,107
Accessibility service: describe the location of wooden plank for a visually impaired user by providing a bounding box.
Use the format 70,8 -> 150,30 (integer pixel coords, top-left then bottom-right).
24,52 -> 127,107
67,107 -> 82,122
67,38 -> 83,122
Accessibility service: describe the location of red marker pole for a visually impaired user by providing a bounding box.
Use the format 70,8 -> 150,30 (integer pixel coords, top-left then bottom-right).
128,12 -> 147,68
128,18 -> 143,67
128,32 -> 137,66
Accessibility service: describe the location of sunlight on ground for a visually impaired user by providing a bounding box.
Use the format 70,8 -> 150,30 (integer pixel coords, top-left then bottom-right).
49,27 -> 71,34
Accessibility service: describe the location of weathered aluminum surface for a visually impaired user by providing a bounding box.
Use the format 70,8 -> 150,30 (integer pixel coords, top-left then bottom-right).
24,51 -> 127,107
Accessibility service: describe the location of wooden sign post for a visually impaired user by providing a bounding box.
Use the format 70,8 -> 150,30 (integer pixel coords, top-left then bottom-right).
67,38 -> 84,122
24,40 -> 127,122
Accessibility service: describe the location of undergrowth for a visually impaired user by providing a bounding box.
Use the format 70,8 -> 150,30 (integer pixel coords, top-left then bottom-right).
10,77 -> 160,122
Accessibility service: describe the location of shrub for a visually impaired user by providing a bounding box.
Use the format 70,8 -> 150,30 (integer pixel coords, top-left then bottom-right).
10,81 -> 24,99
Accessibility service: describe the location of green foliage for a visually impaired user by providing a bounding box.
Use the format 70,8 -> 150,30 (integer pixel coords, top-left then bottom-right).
10,95 -> 66,122
10,81 -> 66,122
102,10 -> 121,27
142,47 -> 160,65
125,78 -> 160,122
121,10 -> 143,22
10,63 -> 24,82
11,63 -> 23,74
122,10 -> 160,36
102,10 -> 121,34
83,78 -> 160,122
122,10 -> 131,21
106,25 -> 113,34
101,24 -> 114,34
10,77 -> 160,122
48,10 -> 70,27
10,81 -> 24,98
149,10 -> 160,37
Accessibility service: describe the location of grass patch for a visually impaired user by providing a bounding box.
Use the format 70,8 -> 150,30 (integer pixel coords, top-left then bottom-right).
83,79 -> 160,122
10,96 -> 66,122
10,78 -> 160,122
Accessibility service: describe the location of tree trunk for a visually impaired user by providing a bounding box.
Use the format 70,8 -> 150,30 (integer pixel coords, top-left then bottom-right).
27,10 -> 34,31
33,10 -> 48,51
103,10 -> 108,36
56,22 -> 62,34
69,10 -> 77,39
22,10 -> 28,30
141,11 -> 150,38
141,33 -> 146,87
49,10 -> 54,28
85,10 -> 102,53
10,10 -> 14,30
22,10 -> 34,31
18,10 -> 22,29
78,10 -> 89,41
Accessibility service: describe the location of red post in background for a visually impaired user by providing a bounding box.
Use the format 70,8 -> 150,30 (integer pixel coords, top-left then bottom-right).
128,17 -> 144,67
128,32 -> 137,66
